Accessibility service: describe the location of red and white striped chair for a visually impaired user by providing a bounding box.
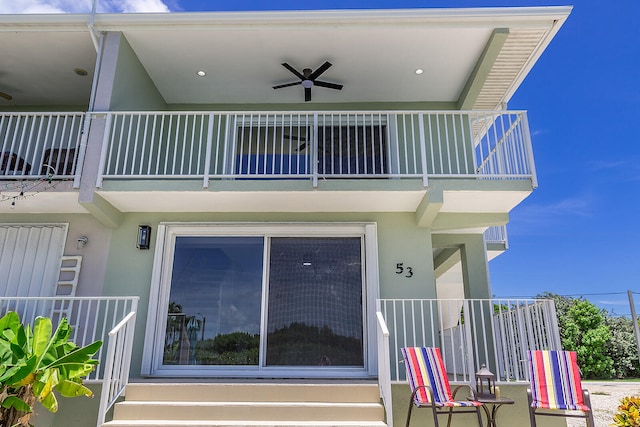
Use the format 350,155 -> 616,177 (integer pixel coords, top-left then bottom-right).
401,347 -> 484,427
527,350 -> 595,427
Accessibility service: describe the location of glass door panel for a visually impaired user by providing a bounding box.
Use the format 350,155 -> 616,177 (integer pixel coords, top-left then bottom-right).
163,236 -> 264,366
265,237 -> 364,367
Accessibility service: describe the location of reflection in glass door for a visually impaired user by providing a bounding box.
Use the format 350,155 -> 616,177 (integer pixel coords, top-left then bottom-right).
163,236 -> 264,366
266,237 -> 364,367
161,233 -> 366,372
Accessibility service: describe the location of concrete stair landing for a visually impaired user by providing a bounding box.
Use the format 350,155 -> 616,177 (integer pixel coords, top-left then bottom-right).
102,382 -> 387,427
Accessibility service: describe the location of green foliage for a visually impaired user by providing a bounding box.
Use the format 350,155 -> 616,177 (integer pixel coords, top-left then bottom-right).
561,299 -> 613,378
614,396 -> 640,427
266,322 -> 363,366
0,311 -> 102,427
194,332 -> 260,365
605,315 -> 640,378
537,292 -> 640,379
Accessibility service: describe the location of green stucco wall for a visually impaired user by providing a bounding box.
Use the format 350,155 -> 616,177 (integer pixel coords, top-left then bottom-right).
97,211 -> 439,377
103,33 -> 167,111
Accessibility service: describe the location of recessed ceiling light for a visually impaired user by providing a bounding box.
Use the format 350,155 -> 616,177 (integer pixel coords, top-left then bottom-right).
197,70 -> 206,77
74,68 -> 88,76
415,69 -> 424,75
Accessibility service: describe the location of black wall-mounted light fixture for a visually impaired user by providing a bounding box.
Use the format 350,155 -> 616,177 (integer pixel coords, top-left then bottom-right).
137,225 -> 152,250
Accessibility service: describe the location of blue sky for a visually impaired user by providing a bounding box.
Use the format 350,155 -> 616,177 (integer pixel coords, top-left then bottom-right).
3,0 -> 639,314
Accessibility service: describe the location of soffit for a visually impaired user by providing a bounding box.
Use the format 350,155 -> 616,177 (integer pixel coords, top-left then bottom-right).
0,7 -> 570,108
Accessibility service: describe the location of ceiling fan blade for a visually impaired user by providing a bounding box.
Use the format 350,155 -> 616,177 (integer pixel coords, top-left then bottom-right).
304,87 -> 312,102
314,80 -> 343,91
281,63 -> 305,80
0,91 -> 12,101
273,81 -> 301,89
309,61 -> 332,80
283,135 -> 307,143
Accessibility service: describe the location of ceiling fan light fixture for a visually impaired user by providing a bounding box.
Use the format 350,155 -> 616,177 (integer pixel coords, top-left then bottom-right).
273,61 -> 342,102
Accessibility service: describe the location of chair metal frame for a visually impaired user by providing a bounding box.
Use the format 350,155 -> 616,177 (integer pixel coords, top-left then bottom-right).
402,347 -> 484,427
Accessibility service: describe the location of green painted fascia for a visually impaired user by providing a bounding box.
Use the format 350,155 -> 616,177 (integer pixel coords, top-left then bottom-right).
167,101 -> 458,112
0,105 -> 88,112
98,178 -> 427,192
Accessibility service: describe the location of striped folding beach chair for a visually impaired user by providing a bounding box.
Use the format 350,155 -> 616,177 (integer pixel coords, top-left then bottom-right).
527,350 -> 595,427
401,347 -> 484,427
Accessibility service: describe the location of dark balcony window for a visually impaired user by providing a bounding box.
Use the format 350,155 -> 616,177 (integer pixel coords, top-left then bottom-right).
234,124 -> 387,176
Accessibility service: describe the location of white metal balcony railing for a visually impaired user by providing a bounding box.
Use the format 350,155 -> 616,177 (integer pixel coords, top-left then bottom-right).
0,111 -> 536,188
484,225 -> 509,248
95,110 -> 536,187
0,113 -> 85,179
376,298 -> 561,384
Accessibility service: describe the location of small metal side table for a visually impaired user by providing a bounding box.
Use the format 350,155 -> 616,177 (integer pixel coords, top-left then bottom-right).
476,396 -> 515,427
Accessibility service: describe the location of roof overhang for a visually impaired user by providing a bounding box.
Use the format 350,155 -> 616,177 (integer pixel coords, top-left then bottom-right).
0,6 -> 571,107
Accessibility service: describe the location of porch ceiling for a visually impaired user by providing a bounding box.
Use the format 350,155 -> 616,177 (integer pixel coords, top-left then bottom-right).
0,7 -> 570,108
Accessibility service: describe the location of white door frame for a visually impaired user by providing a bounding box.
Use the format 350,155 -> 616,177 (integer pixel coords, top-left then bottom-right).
141,222 -> 380,378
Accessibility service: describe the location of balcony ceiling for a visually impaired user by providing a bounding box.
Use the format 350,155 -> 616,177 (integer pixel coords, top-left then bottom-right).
0,7 -> 570,108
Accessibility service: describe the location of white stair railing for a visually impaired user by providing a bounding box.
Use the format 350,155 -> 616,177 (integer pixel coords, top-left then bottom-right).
0,296 -> 139,380
376,311 -> 393,427
96,311 -> 137,427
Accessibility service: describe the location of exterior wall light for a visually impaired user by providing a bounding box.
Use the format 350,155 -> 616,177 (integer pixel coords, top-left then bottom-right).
76,235 -> 88,250
137,225 -> 152,250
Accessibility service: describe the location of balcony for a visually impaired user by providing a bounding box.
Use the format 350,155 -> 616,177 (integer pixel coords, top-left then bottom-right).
96,110 -> 535,186
0,113 -> 84,179
0,111 -> 534,182
0,110 -> 536,214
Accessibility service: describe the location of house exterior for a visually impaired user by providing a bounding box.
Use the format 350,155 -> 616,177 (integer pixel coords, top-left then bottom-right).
0,6 -> 571,427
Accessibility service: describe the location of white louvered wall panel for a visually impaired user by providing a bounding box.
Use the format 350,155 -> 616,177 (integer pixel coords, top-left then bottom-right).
0,224 -> 67,298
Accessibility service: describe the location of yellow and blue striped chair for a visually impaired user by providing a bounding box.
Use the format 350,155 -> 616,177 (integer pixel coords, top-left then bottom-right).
527,350 -> 595,426
401,347 -> 484,427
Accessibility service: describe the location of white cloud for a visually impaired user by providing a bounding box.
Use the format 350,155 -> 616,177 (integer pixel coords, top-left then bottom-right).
523,195 -> 593,219
100,0 -> 170,13
0,0 -> 170,13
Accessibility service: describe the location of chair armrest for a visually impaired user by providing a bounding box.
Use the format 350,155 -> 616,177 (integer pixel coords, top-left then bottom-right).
582,389 -> 593,409
410,384 -> 436,406
452,384 -> 477,401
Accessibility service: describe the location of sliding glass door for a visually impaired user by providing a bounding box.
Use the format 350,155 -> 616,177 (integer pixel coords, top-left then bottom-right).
163,236 -> 264,366
266,237 -> 363,367
149,224 -> 376,377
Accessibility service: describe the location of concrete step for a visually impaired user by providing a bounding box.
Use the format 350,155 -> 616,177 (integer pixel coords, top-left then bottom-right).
123,383 -> 381,403
103,421 -> 388,427
104,382 -> 387,427
113,401 -> 384,421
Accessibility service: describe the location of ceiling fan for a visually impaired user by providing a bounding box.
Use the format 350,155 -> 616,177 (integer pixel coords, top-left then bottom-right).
273,61 -> 343,102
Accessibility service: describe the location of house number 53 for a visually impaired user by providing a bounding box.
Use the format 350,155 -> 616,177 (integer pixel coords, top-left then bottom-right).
395,263 -> 414,278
